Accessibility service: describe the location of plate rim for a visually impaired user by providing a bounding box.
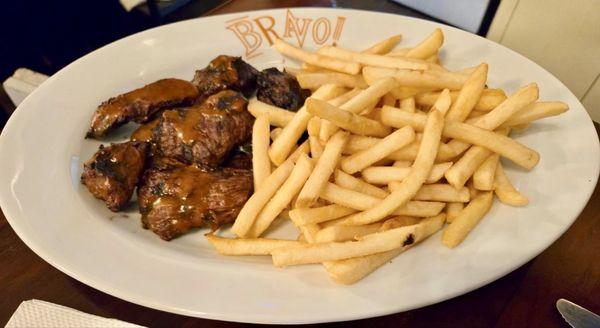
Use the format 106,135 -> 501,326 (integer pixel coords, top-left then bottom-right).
1,7 -> 599,324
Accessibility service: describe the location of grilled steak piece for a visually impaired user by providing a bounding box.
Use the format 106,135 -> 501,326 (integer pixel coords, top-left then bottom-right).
257,68 -> 309,111
137,160 -> 253,240
223,143 -> 252,169
81,141 -> 149,211
87,78 -> 199,139
153,90 -> 254,167
192,55 -> 258,99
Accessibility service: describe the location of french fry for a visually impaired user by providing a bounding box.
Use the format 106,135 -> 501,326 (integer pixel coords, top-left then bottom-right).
340,126 -> 415,174
321,183 -> 444,217
473,153 -> 500,191
381,105 -> 427,131
410,184 -> 470,202
415,89 -> 507,112
380,216 -> 422,230
295,131 -> 348,207
362,66 -> 468,90
206,235 -> 302,256
393,160 -> 412,167
362,35 -> 403,55
249,154 -> 314,237
288,140 -> 310,162
307,117 -> 323,160
274,38 -> 361,74
289,204 -> 357,225
270,128 -> 283,141
307,98 -> 391,137
323,214 -> 445,283
283,66 -> 302,76
381,93 -> 397,107
297,72 -> 368,89
442,191 -> 493,248
363,162 -> 452,185
443,122 -> 539,170
405,28 -> 444,59
248,98 -> 295,127
445,63 -> 488,122
445,148 -> 493,189
469,83 -> 539,128
432,88 -> 452,116
252,115 -> 271,190
272,215 -> 440,266
315,222 -> 384,243
501,101 -> 569,127
493,163 -> 529,206
340,110 -> 444,225
319,45 -> 428,70
334,169 -> 389,198
320,78 -> 398,141
299,224 -> 321,243
399,97 -> 416,112
268,84 -> 345,165
231,160 -> 295,237
445,202 -> 463,223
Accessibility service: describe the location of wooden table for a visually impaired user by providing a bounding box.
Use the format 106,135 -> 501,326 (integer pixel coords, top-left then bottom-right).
1,1 -> 599,327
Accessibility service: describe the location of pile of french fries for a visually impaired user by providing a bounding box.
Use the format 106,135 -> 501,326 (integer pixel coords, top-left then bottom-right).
206,29 -> 569,284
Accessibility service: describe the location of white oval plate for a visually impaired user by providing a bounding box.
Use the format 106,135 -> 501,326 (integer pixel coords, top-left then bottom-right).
0,8 -> 598,324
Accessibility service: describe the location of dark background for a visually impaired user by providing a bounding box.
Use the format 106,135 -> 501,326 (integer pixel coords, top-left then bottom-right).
0,0 -> 500,128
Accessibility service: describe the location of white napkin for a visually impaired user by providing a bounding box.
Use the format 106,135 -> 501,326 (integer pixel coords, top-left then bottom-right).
6,300 -> 145,328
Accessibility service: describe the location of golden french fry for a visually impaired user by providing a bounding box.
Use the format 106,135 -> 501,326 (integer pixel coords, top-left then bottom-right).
445,63 -> 488,122
501,101 -> 569,127
399,97 -> 416,113
493,162 -> 529,206
363,162 -> 452,185
268,84 -> 346,165
445,148 -> 493,189
315,222 -> 384,243
288,140 -> 310,163
340,110 -> 444,225
270,128 -> 283,141
283,66 -> 302,76
334,169 -> 389,198
307,117 -> 323,160
324,214 -> 445,284
380,216 -> 422,230
381,93 -> 397,107
298,224 -> 320,243
410,184 -> 470,202
362,66 -> 468,90
206,235 -> 302,256
445,202 -> 463,223
231,160 -> 295,237
295,131 -> 348,207
470,83 -> 539,128
432,88 -> 452,116
416,88 -> 507,112
442,191 -> 493,248
252,115 -> 271,190
405,28 -> 444,59
249,154 -> 314,237
321,183 -> 444,217
443,122 -> 539,170
340,126 -> 415,174
289,204 -> 357,225
307,98 -> 391,137
381,105 -> 427,130
363,35 -> 403,55
297,72 -> 368,89
473,153 -> 500,191
319,46 -> 428,70
393,160 -> 412,167
274,38 -> 361,74
272,216 -> 433,266
248,98 -> 295,127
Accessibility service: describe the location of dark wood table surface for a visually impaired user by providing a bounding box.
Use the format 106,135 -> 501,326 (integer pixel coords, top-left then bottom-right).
1,1 -> 599,327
